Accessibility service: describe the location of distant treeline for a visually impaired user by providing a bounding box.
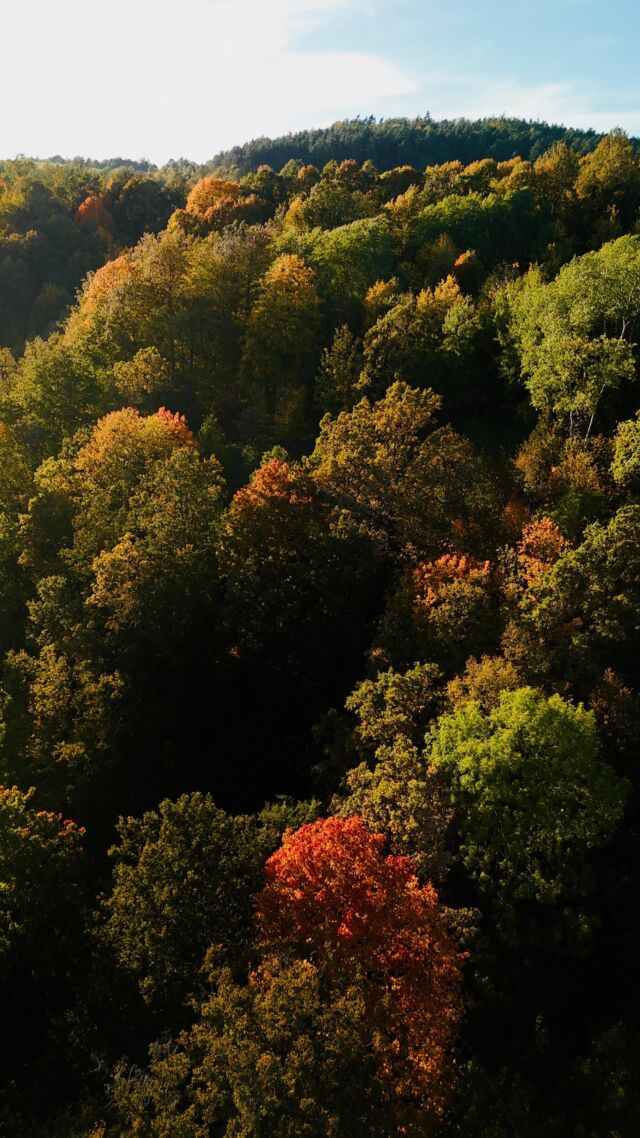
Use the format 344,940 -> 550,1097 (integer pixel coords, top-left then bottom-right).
207,114 -> 628,175
8,115 -> 634,179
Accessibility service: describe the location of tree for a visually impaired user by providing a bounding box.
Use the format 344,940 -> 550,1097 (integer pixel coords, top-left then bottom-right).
1,630 -> 125,816
575,130 -> 640,234
310,382 -> 497,560
113,956 -> 391,1138
334,742 -> 452,882
181,223 -> 273,420
66,231 -> 191,384
111,345 -> 171,408
505,505 -> 640,692
0,786 -> 88,1128
0,422 -> 34,649
410,190 -> 542,272
285,169 -> 376,231
107,174 -> 174,246
508,236 -> 640,436
445,655 -> 522,713
0,784 -> 85,985
65,405 -> 195,570
1,409 -> 224,824
427,687 -> 625,904
102,793 -> 316,1015
75,192 -> 113,241
277,215 -> 395,314
361,276 -> 486,411
533,141 -> 580,226
240,254 -> 321,445
314,324 -> 365,415
526,332 -> 634,439
219,457 -> 380,799
373,553 -> 500,673
516,516 -> 570,585
3,333 -> 105,455
611,409 -> 640,491
86,446 -> 224,641
258,816 -> 465,1130
346,662 -> 444,754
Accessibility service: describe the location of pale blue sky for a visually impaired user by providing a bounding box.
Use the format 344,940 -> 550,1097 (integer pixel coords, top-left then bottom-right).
2,0 -> 638,164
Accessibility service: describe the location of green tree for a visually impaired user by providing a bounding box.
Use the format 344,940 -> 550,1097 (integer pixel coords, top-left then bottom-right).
0,786 -> 88,1129
575,130 -> 640,235
508,236 -> 640,436
611,409 -> 640,491
310,382 -> 497,559
505,505 -> 640,692
240,254 -> 321,446
314,324 -> 364,415
102,793 -> 317,1015
428,687 -> 625,904
112,956 -> 390,1138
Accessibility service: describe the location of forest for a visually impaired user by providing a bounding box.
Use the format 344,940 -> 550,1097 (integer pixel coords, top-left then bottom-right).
0,115 -> 639,1136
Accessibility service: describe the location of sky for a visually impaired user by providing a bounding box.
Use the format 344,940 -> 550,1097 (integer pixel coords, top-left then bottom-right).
1,0 -> 639,164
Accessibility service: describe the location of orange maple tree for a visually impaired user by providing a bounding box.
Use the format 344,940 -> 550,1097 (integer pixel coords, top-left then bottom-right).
75,192 -> 114,236
517,516 -> 569,585
231,457 -> 312,514
76,406 -> 193,478
257,815 -> 465,1129
412,553 -> 493,611
81,253 -> 133,310
185,176 -> 241,218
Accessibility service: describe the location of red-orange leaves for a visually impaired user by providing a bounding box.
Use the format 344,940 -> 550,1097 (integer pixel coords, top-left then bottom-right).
81,254 -> 133,310
75,192 -> 113,237
153,407 -> 194,448
501,498 -> 530,542
231,458 -> 312,515
517,516 -> 570,585
259,815 -> 407,950
257,816 -> 464,1129
412,553 -> 492,611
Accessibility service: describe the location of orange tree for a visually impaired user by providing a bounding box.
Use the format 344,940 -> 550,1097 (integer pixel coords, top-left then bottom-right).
257,815 -> 465,1132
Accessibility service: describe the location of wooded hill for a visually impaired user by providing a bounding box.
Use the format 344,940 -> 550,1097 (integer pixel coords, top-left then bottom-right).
0,123 -> 639,1137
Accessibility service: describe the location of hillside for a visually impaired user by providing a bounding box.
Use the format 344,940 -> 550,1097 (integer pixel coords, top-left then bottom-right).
0,123 -> 640,1137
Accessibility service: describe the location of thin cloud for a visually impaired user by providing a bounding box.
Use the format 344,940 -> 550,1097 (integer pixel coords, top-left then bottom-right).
0,0 -> 417,162
1,0 -> 636,163
427,75 -> 639,133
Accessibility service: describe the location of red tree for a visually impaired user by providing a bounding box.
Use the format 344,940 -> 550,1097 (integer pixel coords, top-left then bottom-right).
257,815 -> 465,1130
231,458 -> 312,514
76,192 -> 114,237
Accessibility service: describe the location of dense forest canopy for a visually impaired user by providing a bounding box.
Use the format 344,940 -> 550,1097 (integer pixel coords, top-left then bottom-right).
1,120 -> 640,1136
208,113 -> 626,175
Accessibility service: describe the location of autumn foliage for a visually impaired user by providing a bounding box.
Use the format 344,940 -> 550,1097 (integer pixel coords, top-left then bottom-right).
412,553 -> 493,610
231,457 -> 312,514
186,176 -> 241,218
81,253 -> 133,309
76,406 -> 194,479
75,192 -> 114,236
257,815 -> 465,1127
2,126 -> 640,1137
517,516 -> 570,585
